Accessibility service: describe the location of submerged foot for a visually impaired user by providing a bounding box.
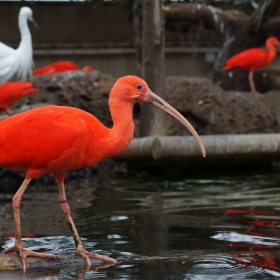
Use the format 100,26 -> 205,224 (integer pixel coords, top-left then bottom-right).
70,249 -> 117,268
3,246 -> 57,272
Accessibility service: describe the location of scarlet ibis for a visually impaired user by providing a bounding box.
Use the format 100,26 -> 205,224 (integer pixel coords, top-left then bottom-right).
33,61 -> 93,76
1,75 -> 206,271
0,7 -> 37,84
0,82 -> 37,114
224,36 -> 280,97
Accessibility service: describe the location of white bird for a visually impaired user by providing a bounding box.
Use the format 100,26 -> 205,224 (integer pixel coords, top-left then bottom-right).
0,7 -> 37,84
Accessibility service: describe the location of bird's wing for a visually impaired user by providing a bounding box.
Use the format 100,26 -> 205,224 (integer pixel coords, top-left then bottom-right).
33,61 -> 79,75
0,82 -> 37,109
0,106 -> 90,171
0,42 -> 18,84
33,64 -> 54,75
224,49 -> 268,70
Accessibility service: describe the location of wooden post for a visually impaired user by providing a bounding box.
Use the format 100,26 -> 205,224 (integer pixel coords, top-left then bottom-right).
140,0 -> 166,136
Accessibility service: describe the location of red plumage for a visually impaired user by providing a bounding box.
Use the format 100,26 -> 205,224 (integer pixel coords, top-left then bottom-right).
0,82 -> 37,113
224,36 -> 280,96
33,61 -> 93,75
224,48 -> 273,71
0,106 -> 113,178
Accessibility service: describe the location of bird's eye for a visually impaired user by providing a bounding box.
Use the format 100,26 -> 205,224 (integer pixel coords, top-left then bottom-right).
136,84 -> 142,90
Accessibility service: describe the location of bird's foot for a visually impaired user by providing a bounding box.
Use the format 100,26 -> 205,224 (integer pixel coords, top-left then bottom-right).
3,246 -> 57,272
251,91 -> 264,97
70,249 -> 117,268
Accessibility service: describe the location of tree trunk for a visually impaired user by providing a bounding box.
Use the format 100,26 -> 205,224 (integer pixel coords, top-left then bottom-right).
139,0 -> 166,136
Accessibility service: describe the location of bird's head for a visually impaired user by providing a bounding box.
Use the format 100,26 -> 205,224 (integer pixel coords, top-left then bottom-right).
267,36 -> 280,47
19,7 -> 39,29
111,75 -> 206,157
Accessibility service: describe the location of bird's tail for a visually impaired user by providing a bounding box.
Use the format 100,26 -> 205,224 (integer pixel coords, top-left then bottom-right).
16,82 -> 37,95
22,84 -> 37,95
223,63 -> 232,71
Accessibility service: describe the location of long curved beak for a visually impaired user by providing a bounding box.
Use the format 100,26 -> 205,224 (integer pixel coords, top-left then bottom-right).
137,89 -> 206,157
31,17 -> 39,30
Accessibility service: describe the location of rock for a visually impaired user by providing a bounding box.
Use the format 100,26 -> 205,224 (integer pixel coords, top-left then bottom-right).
165,76 -> 280,135
11,71 -> 280,136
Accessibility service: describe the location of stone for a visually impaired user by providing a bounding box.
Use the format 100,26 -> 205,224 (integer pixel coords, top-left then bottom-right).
165,76 -> 280,135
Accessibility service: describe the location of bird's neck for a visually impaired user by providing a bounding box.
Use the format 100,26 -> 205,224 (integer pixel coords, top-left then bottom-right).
266,42 -> 277,62
18,16 -> 32,49
107,98 -> 135,156
16,16 -> 33,81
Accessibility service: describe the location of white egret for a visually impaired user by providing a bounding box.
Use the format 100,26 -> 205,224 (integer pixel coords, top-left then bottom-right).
0,7 -> 37,84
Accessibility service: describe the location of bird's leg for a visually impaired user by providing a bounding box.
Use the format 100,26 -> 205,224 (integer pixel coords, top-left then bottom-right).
248,71 -> 264,97
3,178 -> 57,272
6,108 -> 12,115
55,174 -> 116,268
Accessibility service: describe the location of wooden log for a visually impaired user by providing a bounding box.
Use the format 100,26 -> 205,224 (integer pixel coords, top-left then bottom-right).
1,251 -> 280,270
114,134 -> 280,165
0,252 -> 199,270
114,136 -> 156,160
0,253 -> 108,270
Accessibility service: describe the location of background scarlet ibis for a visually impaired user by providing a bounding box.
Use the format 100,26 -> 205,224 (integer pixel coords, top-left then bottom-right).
1,75 -> 205,271
224,36 -> 280,97
33,61 -> 93,75
0,82 -> 37,114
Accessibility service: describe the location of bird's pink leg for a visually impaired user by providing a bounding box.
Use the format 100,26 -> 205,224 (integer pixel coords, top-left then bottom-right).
249,70 -> 264,97
3,178 -> 57,272
55,173 -> 116,268
6,108 -> 12,115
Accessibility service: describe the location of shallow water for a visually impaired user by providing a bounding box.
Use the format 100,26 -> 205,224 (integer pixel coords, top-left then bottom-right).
1,165 -> 280,279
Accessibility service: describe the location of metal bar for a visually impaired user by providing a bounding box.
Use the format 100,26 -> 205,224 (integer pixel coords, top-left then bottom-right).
33,47 -> 220,56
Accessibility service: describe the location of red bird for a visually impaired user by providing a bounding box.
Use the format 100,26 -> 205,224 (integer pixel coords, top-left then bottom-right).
224,36 -> 280,97
0,76 -> 206,271
33,61 -> 93,75
0,82 -> 37,114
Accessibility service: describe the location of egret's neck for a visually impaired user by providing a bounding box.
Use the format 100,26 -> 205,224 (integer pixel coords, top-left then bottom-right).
16,16 -> 33,81
18,16 -> 32,50
108,97 -> 135,155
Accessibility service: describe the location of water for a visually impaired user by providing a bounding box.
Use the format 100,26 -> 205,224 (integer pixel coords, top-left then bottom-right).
1,165 -> 280,279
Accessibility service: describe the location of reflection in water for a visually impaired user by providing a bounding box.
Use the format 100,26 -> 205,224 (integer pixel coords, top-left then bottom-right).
212,231 -> 280,246
1,168 -> 280,278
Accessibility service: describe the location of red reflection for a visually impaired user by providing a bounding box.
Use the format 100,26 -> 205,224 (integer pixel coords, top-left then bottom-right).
3,233 -> 38,238
222,207 -> 280,271
246,220 -> 279,228
225,208 -> 275,215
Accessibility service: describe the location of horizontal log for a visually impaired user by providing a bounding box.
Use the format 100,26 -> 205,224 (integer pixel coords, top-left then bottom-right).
1,251 -> 280,271
0,253 -> 107,270
0,252 -> 205,270
114,134 -> 280,165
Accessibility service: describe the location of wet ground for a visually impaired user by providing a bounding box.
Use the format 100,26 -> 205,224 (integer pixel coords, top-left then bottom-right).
1,164 -> 280,279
